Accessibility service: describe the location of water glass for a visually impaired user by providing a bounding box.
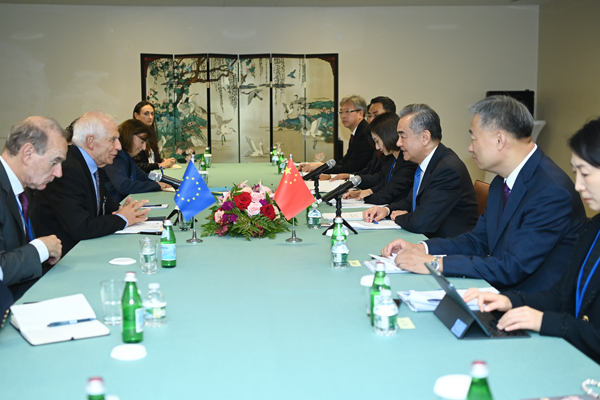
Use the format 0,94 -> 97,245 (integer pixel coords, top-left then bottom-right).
199,171 -> 209,185
204,154 -> 212,168
100,279 -> 124,325
139,237 -> 159,274
178,211 -> 193,231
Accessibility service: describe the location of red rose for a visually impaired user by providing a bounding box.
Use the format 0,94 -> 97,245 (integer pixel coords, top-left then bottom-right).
260,204 -> 276,220
234,192 -> 252,210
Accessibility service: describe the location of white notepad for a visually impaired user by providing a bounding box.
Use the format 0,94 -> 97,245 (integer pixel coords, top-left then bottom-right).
115,220 -> 163,234
10,294 -> 110,346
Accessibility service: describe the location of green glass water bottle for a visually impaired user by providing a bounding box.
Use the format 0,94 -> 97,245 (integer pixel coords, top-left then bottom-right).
278,152 -> 286,174
466,361 -> 494,400
271,147 -> 278,166
331,217 -> 346,247
161,219 -> 177,268
121,271 -> 144,343
370,262 -> 390,326
86,377 -> 105,400
200,160 -> 207,171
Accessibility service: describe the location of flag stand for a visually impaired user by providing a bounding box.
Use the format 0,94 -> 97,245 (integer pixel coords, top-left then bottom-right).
285,218 -> 302,243
186,215 -> 203,244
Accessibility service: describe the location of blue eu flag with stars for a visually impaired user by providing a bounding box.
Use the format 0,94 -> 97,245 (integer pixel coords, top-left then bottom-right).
175,162 -> 216,220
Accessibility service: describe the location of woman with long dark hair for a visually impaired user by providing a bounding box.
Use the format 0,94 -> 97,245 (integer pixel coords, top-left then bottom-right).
132,101 -> 176,172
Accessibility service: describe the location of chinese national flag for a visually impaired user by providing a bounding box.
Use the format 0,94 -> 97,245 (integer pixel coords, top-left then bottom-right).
274,159 -> 316,220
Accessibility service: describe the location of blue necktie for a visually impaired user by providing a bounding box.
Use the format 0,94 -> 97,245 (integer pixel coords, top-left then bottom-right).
93,170 -> 100,216
412,166 -> 422,212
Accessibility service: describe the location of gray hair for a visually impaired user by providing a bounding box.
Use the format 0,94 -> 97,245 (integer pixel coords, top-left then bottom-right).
398,104 -> 442,141
71,112 -> 118,147
469,95 -> 534,139
340,94 -> 367,115
5,116 -> 65,156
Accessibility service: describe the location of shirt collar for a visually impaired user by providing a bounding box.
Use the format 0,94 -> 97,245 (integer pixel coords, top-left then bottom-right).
77,146 -> 98,174
419,145 -> 438,174
505,144 -> 537,190
0,156 -> 24,196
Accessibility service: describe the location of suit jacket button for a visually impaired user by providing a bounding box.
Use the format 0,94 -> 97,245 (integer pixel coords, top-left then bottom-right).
583,315 -> 589,322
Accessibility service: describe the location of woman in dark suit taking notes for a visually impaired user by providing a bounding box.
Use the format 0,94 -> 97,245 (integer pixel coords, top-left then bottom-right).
103,119 -> 170,202
464,117 -> 600,364
132,101 -> 176,172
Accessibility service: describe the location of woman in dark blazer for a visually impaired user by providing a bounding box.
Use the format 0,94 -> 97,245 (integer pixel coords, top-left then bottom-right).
103,119 -> 169,202
132,101 -> 176,172
343,112 -> 417,205
464,117 -> 600,364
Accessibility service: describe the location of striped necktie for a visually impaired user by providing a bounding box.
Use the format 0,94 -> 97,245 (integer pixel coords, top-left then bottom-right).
93,170 -> 101,216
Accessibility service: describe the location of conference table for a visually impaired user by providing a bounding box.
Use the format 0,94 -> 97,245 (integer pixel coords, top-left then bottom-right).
1,163 -> 599,399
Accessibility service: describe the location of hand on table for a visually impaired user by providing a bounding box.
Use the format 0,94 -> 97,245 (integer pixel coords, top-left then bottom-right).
330,174 -> 350,181
38,235 -> 62,265
298,162 -> 323,173
158,182 -> 172,190
159,158 -> 176,168
390,210 -> 408,220
116,198 -> 149,225
363,206 -> 389,222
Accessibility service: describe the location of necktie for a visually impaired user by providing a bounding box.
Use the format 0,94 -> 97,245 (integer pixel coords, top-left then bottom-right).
93,170 -> 101,216
412,166 -> 422,212
503,182 -> 511,210
18,192 -> 32,241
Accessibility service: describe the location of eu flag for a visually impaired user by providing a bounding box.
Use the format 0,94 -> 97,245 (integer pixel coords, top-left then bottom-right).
175,162 -> 216,219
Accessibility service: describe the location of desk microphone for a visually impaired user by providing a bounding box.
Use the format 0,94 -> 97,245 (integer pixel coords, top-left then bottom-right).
302,159 -> 336,181
318,176 -> 361,203
148,171 -> 182,190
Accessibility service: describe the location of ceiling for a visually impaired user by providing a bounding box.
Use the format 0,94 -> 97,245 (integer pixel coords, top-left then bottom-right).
0,0 -> 557,6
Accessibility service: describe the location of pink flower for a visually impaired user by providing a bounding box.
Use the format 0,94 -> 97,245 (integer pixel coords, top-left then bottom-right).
220,191 -> 230,201
251,192 -> 265,202
241,186 -> 252,193
214,210 -> 224,223
247,202 -> 262,216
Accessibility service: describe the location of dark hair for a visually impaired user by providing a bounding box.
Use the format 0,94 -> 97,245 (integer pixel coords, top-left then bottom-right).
64,117 -> 79,144
119,119 -> 151,155
369,112 -> 400,152
5,116 -> 65,156
469,95 -> 534,139
398,104 -> 442,141
369,96 -> 396,113
569,117 -> 600,168
133,101 -> 157,148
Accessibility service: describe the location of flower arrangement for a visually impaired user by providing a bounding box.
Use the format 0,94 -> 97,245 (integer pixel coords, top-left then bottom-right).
201,181 -> 290,240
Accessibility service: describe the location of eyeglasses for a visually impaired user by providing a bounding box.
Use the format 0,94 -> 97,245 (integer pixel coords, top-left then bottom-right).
338,110 -> 360,115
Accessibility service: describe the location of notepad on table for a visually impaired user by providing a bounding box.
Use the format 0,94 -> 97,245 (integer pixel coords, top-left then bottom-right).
364,254 -> 409,274
349,220 -> 401,230
322,212 -> 364,221
10,294 -> 109,346
115,220 -> 163,234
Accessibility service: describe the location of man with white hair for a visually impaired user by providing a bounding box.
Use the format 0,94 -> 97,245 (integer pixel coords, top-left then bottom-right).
32,112 -> 149,256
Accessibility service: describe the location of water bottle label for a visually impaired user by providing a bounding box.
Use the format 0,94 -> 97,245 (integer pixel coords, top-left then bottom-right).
135,308 -> 144,333
332,252 -> 348,262
161,243 -> 176,260
146,306 -> 166,319
309,217 -> 321,225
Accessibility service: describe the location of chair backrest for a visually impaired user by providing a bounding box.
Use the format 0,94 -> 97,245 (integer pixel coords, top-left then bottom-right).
474,180 -> 490,216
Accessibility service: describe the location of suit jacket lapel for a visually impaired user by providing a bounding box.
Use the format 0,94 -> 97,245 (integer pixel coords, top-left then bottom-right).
488,148 -> 542,253
417,144 -> 444,197
70,145 -> 98,215
0,163 -> 27,245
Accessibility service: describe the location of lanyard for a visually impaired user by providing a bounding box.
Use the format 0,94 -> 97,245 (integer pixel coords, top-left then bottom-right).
387,158 -> 397,183
576,228 -> 600,318
16,198 -> 34,241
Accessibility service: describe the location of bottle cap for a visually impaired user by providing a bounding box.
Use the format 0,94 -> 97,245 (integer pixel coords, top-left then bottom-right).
334,217 -> 343,223
312,203 -> 318,209
163,219 -> 173,226
148,283 -> 160,290
124,271 -> 137,282
470,360 -> 489,378
375,262 -> 385,272
86,376 -> 105,395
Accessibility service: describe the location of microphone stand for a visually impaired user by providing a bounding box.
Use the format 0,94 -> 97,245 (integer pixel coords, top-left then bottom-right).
322,195 -> 358,236
311,176 -> 322,200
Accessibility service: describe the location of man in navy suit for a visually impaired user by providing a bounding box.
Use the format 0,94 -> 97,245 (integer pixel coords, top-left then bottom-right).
363,104 -> 479,238
383,96 -> 586,292
0,117 -> 67,299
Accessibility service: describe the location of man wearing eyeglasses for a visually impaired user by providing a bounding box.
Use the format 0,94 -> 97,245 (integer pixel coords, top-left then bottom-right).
300,94 -> 374,175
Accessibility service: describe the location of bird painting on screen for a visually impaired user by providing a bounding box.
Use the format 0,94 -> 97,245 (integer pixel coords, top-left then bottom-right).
242,88 -> 263,105
245,137 -> 265,158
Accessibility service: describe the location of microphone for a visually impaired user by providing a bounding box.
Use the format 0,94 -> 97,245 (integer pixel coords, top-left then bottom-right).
318,176 -> 361,203
302,159 -> 336,181
148,170 -> 182,190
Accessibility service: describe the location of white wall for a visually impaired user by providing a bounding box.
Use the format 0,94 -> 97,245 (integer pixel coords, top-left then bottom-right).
0,4 -> 539,177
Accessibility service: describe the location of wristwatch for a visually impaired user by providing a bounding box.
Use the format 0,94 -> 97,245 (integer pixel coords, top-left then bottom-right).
431,256 -> 442,271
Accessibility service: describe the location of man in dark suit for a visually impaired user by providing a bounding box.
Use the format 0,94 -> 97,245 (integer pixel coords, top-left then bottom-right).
300,94 -> 374,175
383,96 -> 586,292
0,117 -> 66,299
31,112 -> 149,257
363,104 -> 478,239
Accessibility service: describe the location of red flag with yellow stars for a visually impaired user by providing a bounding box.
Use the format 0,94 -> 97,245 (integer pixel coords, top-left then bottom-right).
274,159 -> 315,220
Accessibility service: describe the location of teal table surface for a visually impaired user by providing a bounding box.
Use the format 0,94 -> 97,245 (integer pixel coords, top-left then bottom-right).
1,163 -> 598,399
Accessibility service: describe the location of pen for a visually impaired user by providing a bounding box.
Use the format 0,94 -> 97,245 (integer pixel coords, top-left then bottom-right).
372,220 -> 379,224
139,231 -> 162,235
48,317 -> 96,327
160,166 -> 164,175
143,204 -> 164,208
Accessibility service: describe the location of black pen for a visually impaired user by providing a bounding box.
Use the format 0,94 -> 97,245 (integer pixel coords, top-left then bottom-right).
143,204 -> 165,208
47,317 -> 96,327
139,231 -> 162,235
